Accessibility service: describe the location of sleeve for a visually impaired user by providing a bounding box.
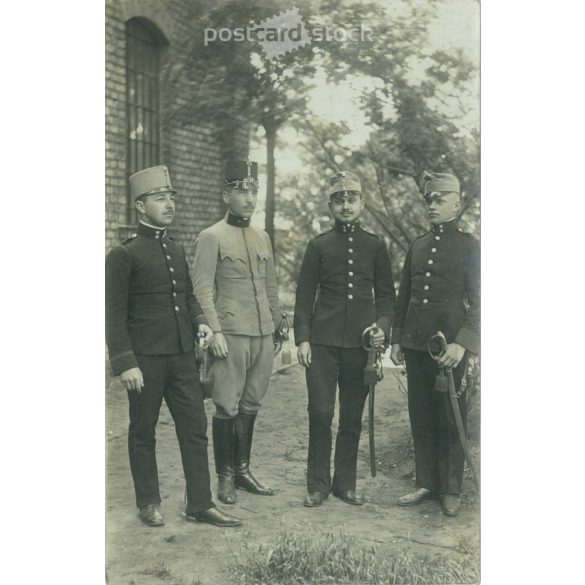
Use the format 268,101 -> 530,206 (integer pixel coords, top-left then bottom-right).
264,232 -> 282,329
191,231 -> 222,333
293,239 -> 320,345
454,238 -> 480,354
390,245 -> 413,345
182,245 -> 208,335
373,239 -> 396,339
105,246 -> 138,375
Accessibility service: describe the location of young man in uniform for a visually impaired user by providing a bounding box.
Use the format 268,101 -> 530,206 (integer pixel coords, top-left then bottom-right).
294,171 -> 395,508
105,165 -> 241,528
390,172 -> 480,517
192,161 -> 281,506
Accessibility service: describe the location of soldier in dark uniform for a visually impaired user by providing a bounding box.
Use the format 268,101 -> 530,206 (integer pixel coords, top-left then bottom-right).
390,172 -> 480,517
105,165 -> 241,528
192,161 -> 281,507
294,171 -> 395,507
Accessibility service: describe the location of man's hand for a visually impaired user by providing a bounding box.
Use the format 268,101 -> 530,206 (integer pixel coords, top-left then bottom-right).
297,341 -> 312,368
437,342 -> 465,369
209,332 -> 229,358
120,367 -> 144,392
197,324 -> 213,344
390,343 -> 404,366
369,327 -> 385,348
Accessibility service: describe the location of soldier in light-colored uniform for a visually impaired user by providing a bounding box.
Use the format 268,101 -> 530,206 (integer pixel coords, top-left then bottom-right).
192,161 -> 281,506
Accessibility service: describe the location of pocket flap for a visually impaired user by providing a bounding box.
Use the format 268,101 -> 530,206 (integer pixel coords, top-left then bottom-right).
219,245 -> 246,262
257,248 -> 270,261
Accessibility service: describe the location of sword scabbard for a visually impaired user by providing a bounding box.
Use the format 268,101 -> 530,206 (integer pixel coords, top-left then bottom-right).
368,384 -> 376,477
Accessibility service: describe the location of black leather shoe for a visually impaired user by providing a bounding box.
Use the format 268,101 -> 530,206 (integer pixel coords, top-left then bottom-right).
185,506 -> 242,527
332,489 -> 364,506
304,491 -> 327,507
441,494 -> 461,517
139,504 -> 164,526
398,488 -> 433,506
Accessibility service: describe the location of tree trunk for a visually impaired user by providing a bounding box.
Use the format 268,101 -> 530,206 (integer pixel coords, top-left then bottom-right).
264,123 -> 277,252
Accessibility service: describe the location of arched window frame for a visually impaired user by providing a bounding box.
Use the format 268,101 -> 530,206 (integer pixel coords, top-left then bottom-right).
125,18 -> 166,224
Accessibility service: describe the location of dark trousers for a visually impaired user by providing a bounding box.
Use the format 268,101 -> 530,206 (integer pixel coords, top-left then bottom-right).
127,352 -> 213,514
305,345 -> 369,494
403,349 -> 468,495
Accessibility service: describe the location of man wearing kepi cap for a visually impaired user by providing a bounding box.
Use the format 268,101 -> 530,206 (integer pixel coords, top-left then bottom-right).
390,171 -> 480,517
192,161 -> 281,507
105,164 -> 241,528
294,171 -> 395,508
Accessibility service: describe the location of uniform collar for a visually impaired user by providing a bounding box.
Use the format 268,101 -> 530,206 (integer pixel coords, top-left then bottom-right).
226,212 -> 250,228
334,220 -> 360,233
431,218 -> 457,235
138,221 -> 167,238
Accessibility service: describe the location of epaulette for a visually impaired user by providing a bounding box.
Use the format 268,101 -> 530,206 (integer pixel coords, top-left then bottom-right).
456,229 -> 479,243
314,229 -> 333,239
360,227 -> 381,239
121,233 -> 138,245
413,231 -> 432,242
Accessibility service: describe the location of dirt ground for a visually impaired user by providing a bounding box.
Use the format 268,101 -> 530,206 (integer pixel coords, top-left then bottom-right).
105,358 -> 480,585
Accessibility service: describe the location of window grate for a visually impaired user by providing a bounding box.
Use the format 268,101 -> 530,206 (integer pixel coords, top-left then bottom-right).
125,19 -> 162,224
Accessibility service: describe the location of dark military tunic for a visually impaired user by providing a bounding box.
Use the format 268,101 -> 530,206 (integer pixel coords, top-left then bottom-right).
106,222 -> 206,374
391,219 -> 480,496
391,219 -> 480,353
105,221 -> 212,513
294,221 -> 395,347
294,220 -> 396,495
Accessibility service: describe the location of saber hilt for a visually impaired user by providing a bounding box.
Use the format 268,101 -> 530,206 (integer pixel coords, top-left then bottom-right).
362,325 -> 385,383
427,331 -> 480,494
195,331 -> 212,398
428,330 -> 448,362
195,331 -> 208,382
273,312 -> 290,355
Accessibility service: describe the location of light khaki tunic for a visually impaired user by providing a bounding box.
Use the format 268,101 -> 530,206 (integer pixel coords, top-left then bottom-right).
192,217 -> 280,336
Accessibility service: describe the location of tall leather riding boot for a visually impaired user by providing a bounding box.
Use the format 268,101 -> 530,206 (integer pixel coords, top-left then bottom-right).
212,417 -> 237,505
234,412 -> 274,496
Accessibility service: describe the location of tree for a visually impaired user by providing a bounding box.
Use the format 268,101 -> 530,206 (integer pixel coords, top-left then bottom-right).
272,0 -> 479,292
158,0 -> 317,246
152,0 -> 479,290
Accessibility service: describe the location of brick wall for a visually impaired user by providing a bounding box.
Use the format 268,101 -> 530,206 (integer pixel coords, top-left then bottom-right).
105,1 -> 128,253
105,0 -> 248,263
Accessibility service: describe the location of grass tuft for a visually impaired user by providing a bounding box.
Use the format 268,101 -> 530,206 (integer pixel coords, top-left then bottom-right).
229,527 -> 479,585
142,559 -> 179,582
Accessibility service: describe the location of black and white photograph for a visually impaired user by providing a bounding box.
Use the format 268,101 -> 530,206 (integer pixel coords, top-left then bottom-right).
104,1 -> 480,583
6,2 -> 585,584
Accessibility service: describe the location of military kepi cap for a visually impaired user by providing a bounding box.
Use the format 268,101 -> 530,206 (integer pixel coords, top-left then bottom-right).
129,165 -> 176,201
328,171 -> 362,197
225,160 -> 258,183
423,172 -> 460,194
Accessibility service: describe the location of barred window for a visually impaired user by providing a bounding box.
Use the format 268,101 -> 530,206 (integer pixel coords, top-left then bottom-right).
125,18 -> 164,223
